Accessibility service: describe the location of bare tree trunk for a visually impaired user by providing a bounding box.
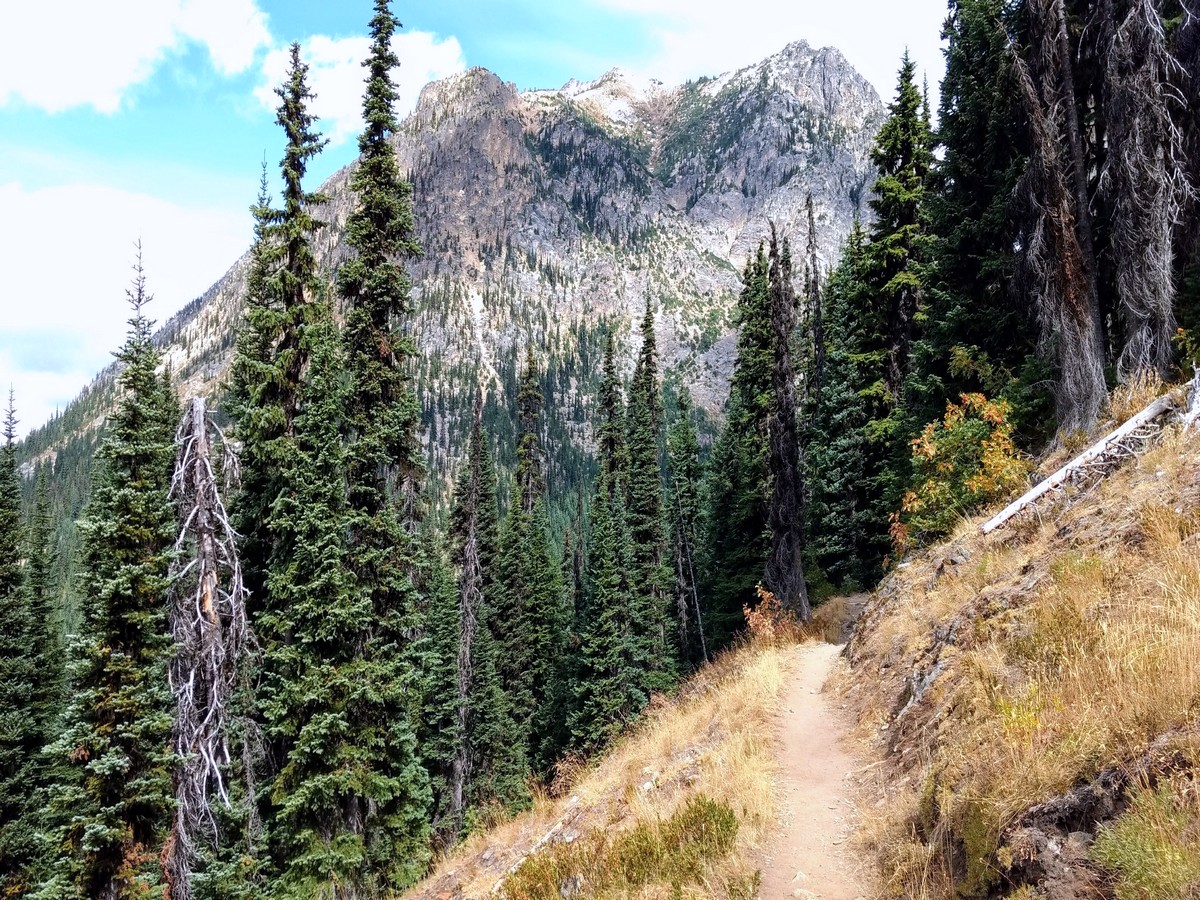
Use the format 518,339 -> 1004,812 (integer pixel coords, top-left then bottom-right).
164,397 -> 252,899
764,223 -> 811,621
1013,0 -> 1109,433
1102,0 -> 1191,380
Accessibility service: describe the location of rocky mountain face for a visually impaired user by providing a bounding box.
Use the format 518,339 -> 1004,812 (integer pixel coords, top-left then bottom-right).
30,39 -> 883,498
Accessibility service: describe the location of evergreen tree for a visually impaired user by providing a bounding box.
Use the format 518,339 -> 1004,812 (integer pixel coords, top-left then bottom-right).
230,42 -> 329,613
39,255 -> 179,899
764,229 -> 810,619
703,249 -> 773,647
492,351 -> 567,772
868,52 -> 934,403
571,336 -> 641,753
806,223 -> 885,589
624,302 -> 675,689
331,0 -> 432,884
0,394 -> 39,895
666,389 -> 707,668
228,163 -> 282,616
909,0 -> 1048,442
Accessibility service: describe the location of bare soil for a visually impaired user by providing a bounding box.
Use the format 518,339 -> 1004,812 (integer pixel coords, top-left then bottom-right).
758,641 -> 876,900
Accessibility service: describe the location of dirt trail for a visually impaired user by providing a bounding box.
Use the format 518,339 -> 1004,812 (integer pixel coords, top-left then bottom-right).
758,641 -> 874,900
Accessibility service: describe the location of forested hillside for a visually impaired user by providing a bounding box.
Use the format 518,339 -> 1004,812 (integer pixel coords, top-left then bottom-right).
3,0 -> 1200,897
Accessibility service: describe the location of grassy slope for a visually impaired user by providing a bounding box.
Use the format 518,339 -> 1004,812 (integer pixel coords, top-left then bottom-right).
402,617 -> 847,900
838,414 -> 1200,898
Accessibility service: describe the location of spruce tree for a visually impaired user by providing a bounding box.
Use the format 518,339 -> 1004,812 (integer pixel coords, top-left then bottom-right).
868,52 -> 933,402
0,394 -> 39,895
908,0 -> 1047,441
571,336 -> 642,753
625,303 -> 674,689
39,254 -> 179,899
703,249 -> 773,647
806,223 -> 887,588
666,390 -> 707,668
492,351 -> 567,772
429,389 -> 528,836
333,0 -> 432,883
228,163 -> 282,616
764,229 -> 810,619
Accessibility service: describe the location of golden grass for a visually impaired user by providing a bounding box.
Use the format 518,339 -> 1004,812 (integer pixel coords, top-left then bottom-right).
405,637 -> 806,898
842,422 -> 1200,896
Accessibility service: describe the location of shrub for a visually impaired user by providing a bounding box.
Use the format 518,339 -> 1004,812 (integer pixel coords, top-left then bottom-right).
743,586 -> 805,644
1091,775 -> 1200,900
895,393 -> 1030,549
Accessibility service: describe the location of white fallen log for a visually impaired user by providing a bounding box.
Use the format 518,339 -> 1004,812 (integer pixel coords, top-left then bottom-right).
1184,368 -> 1200,432
981,395 -> 1178,534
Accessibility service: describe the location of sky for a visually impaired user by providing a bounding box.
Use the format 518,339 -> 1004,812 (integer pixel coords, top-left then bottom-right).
0,0 -> 948,437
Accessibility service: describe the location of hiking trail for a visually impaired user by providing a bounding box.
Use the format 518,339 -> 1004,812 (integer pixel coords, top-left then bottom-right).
758,639 -> 876,900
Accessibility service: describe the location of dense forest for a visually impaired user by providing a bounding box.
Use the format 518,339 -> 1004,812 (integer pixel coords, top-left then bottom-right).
2,0 -> 1199,896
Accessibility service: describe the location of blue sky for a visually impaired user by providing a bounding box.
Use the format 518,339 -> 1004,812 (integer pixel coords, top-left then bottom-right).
0,0 -> 947,436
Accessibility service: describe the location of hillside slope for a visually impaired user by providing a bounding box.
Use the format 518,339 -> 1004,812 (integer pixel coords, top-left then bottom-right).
840,410 -> 1200,897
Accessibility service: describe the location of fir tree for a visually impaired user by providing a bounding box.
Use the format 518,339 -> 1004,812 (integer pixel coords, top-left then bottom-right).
908,0 -> 1048,442
228,162 -> 282,616
332,0 -> 432,884
492,351 -> 567,772
26,466 -> 62,718
764,229 -> 810,619
703,249 -> 773,647
571,336 -> 642,753
625,302 -> 675,689
868,51 -> 933,402
806,223 -> 887,589
39,253 -> 179,899
666,389 -> 707,668
0,393 -> 39,895
427,389 -> 528,837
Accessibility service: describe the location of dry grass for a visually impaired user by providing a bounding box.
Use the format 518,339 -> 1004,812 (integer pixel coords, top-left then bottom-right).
404,636 -> 808,899
841,420 -> 1200,897
1107,371 -> 1167,424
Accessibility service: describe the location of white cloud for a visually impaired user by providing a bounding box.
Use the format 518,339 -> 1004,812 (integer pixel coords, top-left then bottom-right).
0,0 -> 271,113
593,0 -> 946,108
256,31 -> 466,146
0,181 -> 251,434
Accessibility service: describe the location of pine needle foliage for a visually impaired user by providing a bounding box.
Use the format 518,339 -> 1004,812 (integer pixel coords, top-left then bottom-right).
38,255 -> 179,900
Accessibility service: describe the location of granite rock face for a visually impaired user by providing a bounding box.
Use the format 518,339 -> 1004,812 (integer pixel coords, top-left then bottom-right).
152,40 -> 883,467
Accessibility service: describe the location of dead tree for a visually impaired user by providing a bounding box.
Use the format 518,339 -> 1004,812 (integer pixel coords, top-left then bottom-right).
764,223 -> 811,621
1011,0 -> 1109,433
1101,0 -> 1192,380
163,397 -> 252,899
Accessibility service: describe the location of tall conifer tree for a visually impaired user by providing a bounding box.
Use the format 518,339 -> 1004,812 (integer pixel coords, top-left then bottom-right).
39,254 -> 179,900
493,351 -> 567,771
625,303 -> 674,689
703,249 -> 773,647
333,0 -> 433,883
764,229 -> 810,619
666,390 -> 707,668
571,336 -> 641,753
0,394 -> 39,895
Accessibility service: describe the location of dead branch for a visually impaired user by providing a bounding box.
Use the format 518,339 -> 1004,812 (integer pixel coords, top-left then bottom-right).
163,397 -> 253,898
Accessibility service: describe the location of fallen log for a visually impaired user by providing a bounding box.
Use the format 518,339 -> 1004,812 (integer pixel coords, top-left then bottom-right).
1184,368 -> 1200,432
981,395 -> 1178,534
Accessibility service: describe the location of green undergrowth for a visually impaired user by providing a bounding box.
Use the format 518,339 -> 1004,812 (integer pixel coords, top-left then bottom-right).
499,795 -> 754,899
1091,775 -> 1200,900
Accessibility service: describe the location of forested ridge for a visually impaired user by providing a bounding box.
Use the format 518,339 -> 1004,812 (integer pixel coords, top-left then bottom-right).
3,0 -> 1200,896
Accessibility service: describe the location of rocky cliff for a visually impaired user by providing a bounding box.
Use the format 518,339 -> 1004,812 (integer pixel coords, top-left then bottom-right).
31,39 -> 884,494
